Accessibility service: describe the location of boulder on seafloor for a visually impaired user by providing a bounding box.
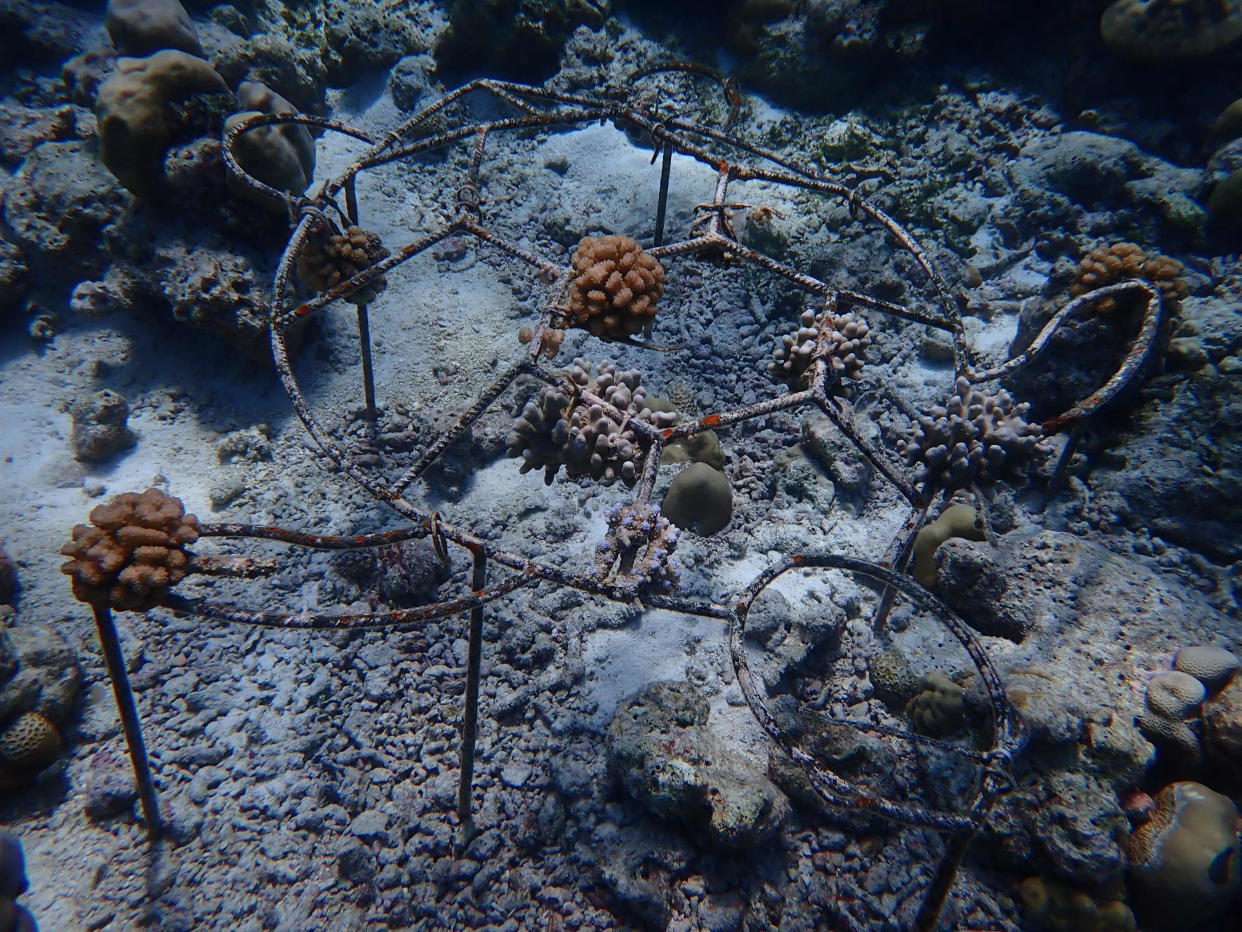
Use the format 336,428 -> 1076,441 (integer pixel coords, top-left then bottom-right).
606,680 -> 789,850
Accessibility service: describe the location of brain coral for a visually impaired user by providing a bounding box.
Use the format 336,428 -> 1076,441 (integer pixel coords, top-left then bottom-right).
1174,645 -> 1240,689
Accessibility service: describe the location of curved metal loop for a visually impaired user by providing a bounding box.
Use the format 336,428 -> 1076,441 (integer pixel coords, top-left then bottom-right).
729,553 -> 1023,835
623,60 -> 742,129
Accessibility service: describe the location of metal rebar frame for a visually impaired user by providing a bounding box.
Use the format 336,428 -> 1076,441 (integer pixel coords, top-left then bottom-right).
81,64 -> 1167,928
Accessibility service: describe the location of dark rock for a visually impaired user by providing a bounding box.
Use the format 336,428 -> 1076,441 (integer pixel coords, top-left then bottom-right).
607,680 -> 790,849
84,753 -> 139,820
436,0 -> 608,84
0,545 -> 16,606
1089,373 -> 1242,563
934,538 -> 1029,641
3,141 -> 130,283
388,54 -> 435,112
70,389 -> 135,463
322,6 -> 426,86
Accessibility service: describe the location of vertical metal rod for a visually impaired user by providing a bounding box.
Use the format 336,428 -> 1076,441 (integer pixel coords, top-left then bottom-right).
456,551 -> 487,851
344,175 -> 378,429
356,304 -> 378,424
653,141 -> 672,247
92,604 -> 162,839
344,171 -> 359,226
913,830 -> 974,932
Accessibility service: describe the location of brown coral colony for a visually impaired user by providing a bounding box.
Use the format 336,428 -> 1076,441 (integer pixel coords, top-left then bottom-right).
60,489 -> 199,611
1070,242 -> 1189,314
568,234 -> 665,338
297,224 -> 390,305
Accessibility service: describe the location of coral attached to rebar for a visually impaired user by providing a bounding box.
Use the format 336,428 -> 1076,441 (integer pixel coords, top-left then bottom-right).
508,359 -> 678,486
1070,242 -> 1188,314
60,488 -> 199,610
771,308 -> 871,391
296,223 -> 389,305
567,234 -> 665,338
594,501 -> 680,589
898,377 -> 1050,491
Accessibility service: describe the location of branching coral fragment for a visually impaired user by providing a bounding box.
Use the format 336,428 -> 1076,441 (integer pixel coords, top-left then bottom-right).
60,488 -> 199,610
507,359 -> 677,486
771,308 -> 871,391
898,377 -> 1050,491
567,234 -> 665,338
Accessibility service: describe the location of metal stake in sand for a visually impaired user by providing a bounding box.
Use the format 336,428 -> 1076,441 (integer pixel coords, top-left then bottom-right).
345,174 -> 378,429
653,139 -> 673,248
456,550 -> 487,850
91,604 -> 162,838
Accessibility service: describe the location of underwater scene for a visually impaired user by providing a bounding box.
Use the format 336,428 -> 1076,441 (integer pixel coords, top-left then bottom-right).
0,1 -> 1240,929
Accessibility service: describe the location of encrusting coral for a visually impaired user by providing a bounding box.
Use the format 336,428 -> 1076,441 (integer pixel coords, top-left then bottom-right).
771,308 -> 871,391
911,503 -> 985,587
296,224 -> 389,305
897,377 -> 1049,492
566,234 -> 665,339
60,489 -> 199,611
1126,781 -> 1241,927
1069,242 -> 1189,315
508,359 -> 678,486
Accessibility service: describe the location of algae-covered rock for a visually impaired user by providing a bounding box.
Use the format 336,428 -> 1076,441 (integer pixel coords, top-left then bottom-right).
992,770 -> 1131,885
607,680 -> 789,849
